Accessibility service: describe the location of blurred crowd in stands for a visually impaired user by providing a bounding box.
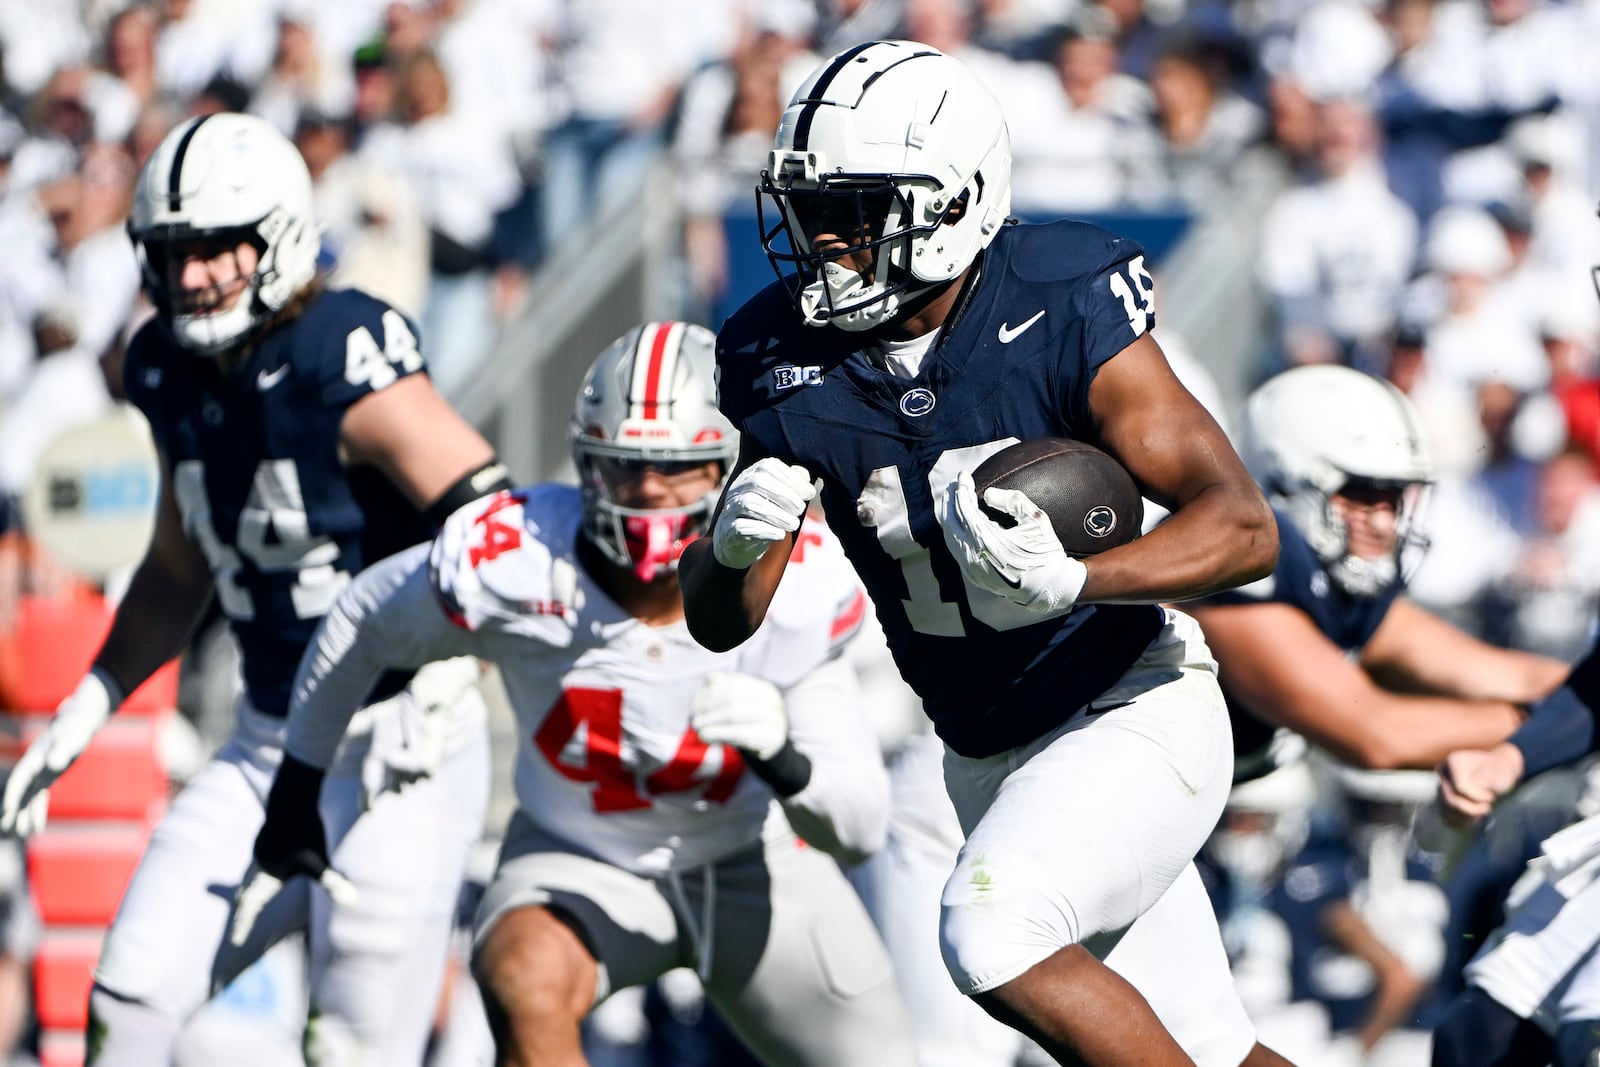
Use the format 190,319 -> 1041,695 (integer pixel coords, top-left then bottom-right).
0,0 -> 1597,1064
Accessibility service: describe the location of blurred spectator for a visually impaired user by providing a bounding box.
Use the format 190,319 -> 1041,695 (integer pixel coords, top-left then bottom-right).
247,9 -> 354,137
100,4 -> 163,115
151,0 -> 233,102
0,0 -> 93,99
296,110 -> 429,318
1261,75 -> 1323,180
671,1 -> 818,317
815,0 -> 908,53
537,0 -> 708,263
1257,95 -> 1419,373
1144,36 -> 1265,208
1008,14 -> 1161,216
1414,204 -> 1548,447
359,48 -> 519,399
1477,446 -> 1600,660
347,35 -> 396,146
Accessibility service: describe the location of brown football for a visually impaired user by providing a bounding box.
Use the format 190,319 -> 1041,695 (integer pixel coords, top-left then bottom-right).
971,438 -> 1143,557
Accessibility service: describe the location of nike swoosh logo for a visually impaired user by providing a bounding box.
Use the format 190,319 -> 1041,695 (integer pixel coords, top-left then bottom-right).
256,364 -> 290,391
997,310 -> 1045,343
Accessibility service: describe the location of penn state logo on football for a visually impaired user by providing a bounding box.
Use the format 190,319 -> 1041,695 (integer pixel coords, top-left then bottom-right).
1084,506 -> 1117,539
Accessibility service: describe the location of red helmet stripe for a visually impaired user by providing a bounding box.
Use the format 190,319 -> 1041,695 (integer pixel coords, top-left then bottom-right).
638,321 -> 675,420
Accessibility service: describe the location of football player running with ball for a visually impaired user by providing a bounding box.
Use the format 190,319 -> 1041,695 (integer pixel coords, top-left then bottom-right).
681,40 -> 1287,1067
237,322 -> 917,1067
0,113 -> 506,1064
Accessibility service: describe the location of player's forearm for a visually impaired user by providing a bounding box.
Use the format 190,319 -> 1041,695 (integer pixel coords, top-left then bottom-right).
94,548 -> 214,699
285,548 -> 453,767
679,538 -> 785,652
1506,650 -> 1600,779
1337,695 -> 1525,771
1085,483 -> 1276,604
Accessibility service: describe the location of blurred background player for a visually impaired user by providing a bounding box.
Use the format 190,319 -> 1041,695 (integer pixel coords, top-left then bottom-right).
0,112 -> 506,1065
682,39 -> 1286,1067
236,321 -> 918,1067
1187,363 -> 1568,785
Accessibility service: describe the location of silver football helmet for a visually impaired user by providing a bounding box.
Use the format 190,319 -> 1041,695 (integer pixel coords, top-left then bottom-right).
128,112 -> 321,354
570,322 -> 738,580
1245,365 -> 1433,596
758,40 -> 1013,332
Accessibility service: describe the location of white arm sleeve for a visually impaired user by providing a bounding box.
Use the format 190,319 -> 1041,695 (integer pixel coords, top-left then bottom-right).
776,656 -> 891,866
285,543 -> 477,768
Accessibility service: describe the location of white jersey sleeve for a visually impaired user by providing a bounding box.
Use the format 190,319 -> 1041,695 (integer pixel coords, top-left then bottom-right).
285,543 -> 477,768
744,520 -> 889,863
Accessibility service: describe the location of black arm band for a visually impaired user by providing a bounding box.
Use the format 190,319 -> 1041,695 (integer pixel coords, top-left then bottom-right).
421,460 -> 514,529
745,741 -> 813,798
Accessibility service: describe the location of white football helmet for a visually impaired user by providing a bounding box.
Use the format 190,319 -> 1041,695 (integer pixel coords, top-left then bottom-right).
1246,365 -> 1433,596
128,113 -> 321,354
758,40 -> 1013,332
570,322 -> 738,580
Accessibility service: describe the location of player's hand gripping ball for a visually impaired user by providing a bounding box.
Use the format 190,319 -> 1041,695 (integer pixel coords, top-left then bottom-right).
970,438 -> 1143,557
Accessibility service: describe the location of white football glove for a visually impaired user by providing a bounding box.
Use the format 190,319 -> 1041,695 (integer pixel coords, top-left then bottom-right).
711,459 -> 816,569
940,470 -> 1088,617
360,656 -> 480,811
1,670 -> 118,838
690,671 -> 789,761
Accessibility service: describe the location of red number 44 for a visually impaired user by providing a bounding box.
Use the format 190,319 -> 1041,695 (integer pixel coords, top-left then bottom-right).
534,687 -> 744,812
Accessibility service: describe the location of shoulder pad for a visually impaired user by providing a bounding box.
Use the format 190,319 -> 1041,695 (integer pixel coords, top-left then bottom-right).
1005,219 -> 1149,286
428,489 -> 579,642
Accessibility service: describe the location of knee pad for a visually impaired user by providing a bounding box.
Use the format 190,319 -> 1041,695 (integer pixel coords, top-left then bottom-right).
1555,1018 -> 1600,1067
1432,987 -> 1551,1067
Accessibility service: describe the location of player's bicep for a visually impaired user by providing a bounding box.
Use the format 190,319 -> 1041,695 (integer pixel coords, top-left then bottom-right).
339,375 -> 496,510
1087,333 -> 1243,513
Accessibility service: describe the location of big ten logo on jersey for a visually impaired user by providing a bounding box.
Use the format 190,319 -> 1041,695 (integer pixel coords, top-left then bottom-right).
343,310 -> 423,390
535,687 -> 745,813
1107,255 -> 1154,337
773,364 -> 824,390
465,491 -> 568,617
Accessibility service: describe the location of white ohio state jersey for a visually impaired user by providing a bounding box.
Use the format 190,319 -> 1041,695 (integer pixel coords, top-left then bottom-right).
433,485 -> 869,873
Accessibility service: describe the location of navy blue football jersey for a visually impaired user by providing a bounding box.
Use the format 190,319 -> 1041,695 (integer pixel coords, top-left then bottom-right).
124,288 -> 433,716
717,220 -> 1165,758
1203,510 -> 1404,774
